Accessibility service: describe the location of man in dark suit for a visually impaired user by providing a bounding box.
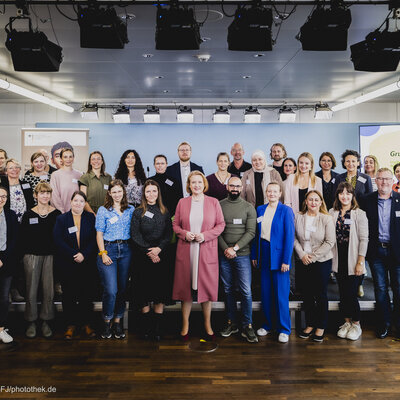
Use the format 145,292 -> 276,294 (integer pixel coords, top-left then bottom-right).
166,142 -> 204,199
360,168 -> 400,338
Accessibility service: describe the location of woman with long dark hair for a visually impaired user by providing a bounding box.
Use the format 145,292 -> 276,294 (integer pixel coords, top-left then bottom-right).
96,179 -> 134,339
131,180 -> 172,340
114,150 -> 146,207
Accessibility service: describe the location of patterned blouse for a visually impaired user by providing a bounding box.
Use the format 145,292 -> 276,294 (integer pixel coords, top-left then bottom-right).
125,177 -> 143,206
336,209 -> 351,245
9,184 -> 27,222
95,205 -> 135,241
24,171 -> 51,191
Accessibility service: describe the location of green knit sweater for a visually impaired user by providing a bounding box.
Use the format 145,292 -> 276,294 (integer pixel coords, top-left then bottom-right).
218,196 -> 256,256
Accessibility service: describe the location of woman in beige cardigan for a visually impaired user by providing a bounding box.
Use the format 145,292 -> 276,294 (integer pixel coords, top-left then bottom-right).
241,150 -> 283,208
295,190 -> 335,342
284,152 -> 323,215
329,182 -> 368,341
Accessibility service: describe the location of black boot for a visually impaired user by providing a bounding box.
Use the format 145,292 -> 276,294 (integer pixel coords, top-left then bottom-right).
141,312 -> 151,339
153,313 -> 163,341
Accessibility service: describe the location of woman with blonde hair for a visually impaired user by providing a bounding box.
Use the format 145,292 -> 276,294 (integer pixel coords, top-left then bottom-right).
363,155 -> 379,192
295,190 -> 335,342
284,152 -> 323,215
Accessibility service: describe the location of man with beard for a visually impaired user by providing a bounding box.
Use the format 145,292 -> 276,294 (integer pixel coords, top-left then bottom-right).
166,142 -> 204,199
269,143 -> 287,181
227,142 -> 252,178
218,176 -> 257,343
148,154 -> 179,215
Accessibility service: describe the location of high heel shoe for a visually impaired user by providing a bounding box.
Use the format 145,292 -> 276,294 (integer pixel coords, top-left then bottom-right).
180,332 -> 190,342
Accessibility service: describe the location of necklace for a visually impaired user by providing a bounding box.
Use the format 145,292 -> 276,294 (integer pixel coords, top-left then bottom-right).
216,171 -> 229,184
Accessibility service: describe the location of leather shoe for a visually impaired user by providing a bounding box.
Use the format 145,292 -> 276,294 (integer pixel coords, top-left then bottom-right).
376,326 -> 389,339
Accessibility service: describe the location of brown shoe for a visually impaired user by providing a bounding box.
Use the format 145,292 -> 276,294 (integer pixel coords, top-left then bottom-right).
64,325 -> 76,340
83,325 -> 96,338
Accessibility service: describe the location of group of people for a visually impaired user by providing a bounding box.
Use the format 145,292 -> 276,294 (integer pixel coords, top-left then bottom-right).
0,141 -> 399,345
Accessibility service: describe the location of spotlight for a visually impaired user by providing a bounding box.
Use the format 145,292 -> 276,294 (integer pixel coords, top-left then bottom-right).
143,106 -> 160,123
213,106 -> 230,123
80,104 -> 99,120
78,5 -> 129,49
112,106 -> 130,123
5,16 -> 63,72
298,2 -> 351,51
244,106 -> 261,123
350,29 -> 400,72
279,106 -> 296,123
228,5 -> 273,51
314,104 -> 333,120
177,106 -> 194,123
156,5 -> 201,50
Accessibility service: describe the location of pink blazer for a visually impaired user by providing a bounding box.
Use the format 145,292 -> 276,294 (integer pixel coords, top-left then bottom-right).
172,195 -> 225,302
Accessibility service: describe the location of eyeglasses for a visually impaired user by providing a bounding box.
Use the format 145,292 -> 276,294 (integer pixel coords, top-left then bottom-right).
228,184 -> 242,189
376,177 -> 392,182
0,195 -> 7,200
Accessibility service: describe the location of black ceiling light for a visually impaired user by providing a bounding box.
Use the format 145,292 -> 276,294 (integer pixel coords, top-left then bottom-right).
298,0 -> 352,51
227,4 -> 273,51
155,4 -> 201,50
5,16 -> 63,72
350,23 -> 400,72
78,4 -> 129,49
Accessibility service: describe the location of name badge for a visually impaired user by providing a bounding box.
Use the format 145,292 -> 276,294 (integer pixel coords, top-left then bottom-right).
104,184 -> 109,190
396,211 -> 400,218
165,179 -> 173,186
22,183 -> 30,189
331,178 -> 335,184
357,176 -> 366,184
307,226 -> 317,232
233,219 -> 242,224
240,172 -> 244,177
246,179 -> 251,185
109,216 -> 118,224
68,226 -> 78,234
257,216 -> 263,223
144,211 -> 154,219
40,174 -> 48,180
344,219 -> 353,225
29,218 -> 38,224
72,178 -> 78,184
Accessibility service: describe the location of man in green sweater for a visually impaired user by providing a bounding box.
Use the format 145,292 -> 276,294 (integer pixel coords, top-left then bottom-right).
218,176 -> 257,343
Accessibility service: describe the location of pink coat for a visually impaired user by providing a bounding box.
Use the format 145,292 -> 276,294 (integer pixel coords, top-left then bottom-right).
172,195 -> 225,303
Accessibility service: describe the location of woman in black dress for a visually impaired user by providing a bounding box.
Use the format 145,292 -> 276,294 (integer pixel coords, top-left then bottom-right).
131,180 -> 172,340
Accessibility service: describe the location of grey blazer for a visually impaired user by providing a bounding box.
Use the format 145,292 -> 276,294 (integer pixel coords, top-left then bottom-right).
294,212 -> 335,263
329,208 -> 369,275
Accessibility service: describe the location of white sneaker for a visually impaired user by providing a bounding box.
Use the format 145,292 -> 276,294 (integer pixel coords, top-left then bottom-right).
278,333 -> 289,343
257,328 -> 270,337
346,323 -> 362,341
0,329 -> 13,343
337,322 -> 352,339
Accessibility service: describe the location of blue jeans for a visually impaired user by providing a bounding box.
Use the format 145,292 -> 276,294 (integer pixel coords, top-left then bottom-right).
219,255 -> 253,326
370,246 -> 400,329
97,242 -> 132,320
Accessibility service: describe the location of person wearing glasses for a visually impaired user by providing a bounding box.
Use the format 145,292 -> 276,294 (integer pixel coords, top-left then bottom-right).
360,168 -> 400,339
166,142 -> 204,199
218,176 -> 257,343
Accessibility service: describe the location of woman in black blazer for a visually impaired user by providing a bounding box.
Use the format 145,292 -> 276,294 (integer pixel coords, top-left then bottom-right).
315,152 -> 339,211
0,186 -> 19,343
54,191 -> 97,339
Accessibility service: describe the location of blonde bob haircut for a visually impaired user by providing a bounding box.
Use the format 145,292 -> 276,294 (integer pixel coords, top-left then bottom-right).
186,171 -> 209,195
299,190 -> 329,215
5,158 -> 21,170
34,181 -> 52,195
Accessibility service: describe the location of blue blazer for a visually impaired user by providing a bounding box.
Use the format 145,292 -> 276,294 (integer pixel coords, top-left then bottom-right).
360,191 -> 400,264
53,211 -> 96,269
166,161 -> 204,199
334,171 -> 373,203
0,209 -> 19,276
251,202 -> 295,270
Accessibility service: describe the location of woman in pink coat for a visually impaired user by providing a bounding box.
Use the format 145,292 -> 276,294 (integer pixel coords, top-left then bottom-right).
173,171 -> 225,341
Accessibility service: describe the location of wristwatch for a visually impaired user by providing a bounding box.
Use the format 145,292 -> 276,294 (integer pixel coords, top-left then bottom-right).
233,245 -> 239,252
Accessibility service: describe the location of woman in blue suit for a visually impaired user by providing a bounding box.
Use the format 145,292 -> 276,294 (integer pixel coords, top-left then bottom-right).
251,182 -> 295,343
54,191 -> 97,339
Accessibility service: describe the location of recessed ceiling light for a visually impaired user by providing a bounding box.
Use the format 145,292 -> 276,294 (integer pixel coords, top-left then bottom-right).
242,75 -> 252,79
142,53 -> 154,58
234,90 -> 242,93
163,90 -> 169,93
155,76 -> 164,79
253,53 -> 265,57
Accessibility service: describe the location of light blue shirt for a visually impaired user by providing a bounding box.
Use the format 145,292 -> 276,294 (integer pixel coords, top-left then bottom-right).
95,205 -> 134,241
378,196 -> 392,243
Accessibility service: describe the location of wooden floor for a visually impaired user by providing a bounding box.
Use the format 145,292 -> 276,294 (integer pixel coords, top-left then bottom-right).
2,324 -> 400,400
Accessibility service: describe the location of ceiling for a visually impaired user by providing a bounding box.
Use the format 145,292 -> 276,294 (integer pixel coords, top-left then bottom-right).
0,2 -> 399,107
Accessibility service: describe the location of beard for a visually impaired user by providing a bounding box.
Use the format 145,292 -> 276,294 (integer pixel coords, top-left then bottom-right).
228,192 -> 240,200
